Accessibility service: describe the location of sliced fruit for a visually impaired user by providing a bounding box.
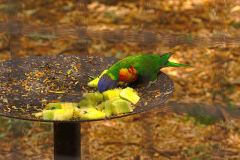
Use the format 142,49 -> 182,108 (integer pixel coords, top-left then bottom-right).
96,101 -> 105,111
79,92 -> 104,107
111,98 -> 132,114
41,86 -> 139,120
84,91 -> 103,102
78,99 -> 96,107
43,110 -> 55,120
120,87 -> 140,104
61,103 -> 78,109
104,101 -> 114,117
46,102 -> 78,109
103,88 -> 123,100
74,108 -> 105,120
46,103 -> 62,109
33,112 -> 43,118
53,109 -> 74,120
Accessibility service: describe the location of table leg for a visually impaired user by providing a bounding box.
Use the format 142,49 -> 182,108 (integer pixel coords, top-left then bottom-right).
54,122 -> 81,160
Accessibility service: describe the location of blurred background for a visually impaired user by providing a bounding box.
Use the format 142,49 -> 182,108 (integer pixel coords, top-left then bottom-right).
0,0 -> 240,159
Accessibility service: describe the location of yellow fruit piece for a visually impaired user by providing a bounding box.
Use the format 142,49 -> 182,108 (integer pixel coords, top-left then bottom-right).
96,101 -> 105,111
84,92 -> 103,102
104,100 -> 114,117
46,102 -> 78,109
42,110 -> 54,120
79,92 -> 104,107
120,87 -> 140,104
103,88 -> 123,100
53,109 -> 74,120
33,112 -> 43,118
74,108 -> 105,120
61,103 -> 78,109
111,98 -> 132,114
100,98 -> 132,117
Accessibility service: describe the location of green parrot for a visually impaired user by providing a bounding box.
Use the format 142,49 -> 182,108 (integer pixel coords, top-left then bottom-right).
96,52 -> 190,92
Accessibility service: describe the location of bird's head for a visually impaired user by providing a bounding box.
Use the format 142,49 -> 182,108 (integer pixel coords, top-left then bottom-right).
98,74 -> 117,92
119,65 -> 138,82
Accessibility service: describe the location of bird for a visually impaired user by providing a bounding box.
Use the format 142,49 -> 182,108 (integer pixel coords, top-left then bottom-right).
97,52 -> 190,92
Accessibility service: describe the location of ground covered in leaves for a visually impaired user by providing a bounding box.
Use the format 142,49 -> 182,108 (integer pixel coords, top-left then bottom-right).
0,0 -> 240,159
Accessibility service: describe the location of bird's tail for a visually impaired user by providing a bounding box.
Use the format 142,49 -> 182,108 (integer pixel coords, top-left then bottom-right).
159,52 -> 191,67
159,52 -> 174,65
165,61 -> 191,67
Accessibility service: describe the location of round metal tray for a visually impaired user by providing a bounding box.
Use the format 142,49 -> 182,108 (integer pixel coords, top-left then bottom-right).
0,55 -> 174,122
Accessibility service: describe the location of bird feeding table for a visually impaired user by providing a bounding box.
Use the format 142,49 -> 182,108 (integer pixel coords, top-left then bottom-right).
0,55 -> 174,160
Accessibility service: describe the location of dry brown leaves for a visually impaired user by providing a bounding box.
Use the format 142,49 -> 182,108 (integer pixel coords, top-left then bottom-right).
0,0 -> 240,159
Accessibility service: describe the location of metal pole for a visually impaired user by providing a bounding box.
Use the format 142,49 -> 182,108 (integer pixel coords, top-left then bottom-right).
54,122 -> 81,160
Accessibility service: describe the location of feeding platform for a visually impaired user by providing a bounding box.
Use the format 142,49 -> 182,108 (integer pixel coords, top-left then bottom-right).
0,55 -> 174,160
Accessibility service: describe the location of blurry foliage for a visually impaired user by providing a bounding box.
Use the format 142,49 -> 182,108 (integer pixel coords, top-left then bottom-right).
231,21 -> 240,28
29,33 -> 58,41
0,4 -> 8,11
184,34 -> 195,45
0,117 -> 31,137
183,145 -> 212,159
0,117 -> 52,138
7,118 -> 32,137
184,114 -> 217,126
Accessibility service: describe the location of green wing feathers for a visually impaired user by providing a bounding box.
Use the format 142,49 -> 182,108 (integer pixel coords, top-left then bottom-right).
106,52 -> 190,81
